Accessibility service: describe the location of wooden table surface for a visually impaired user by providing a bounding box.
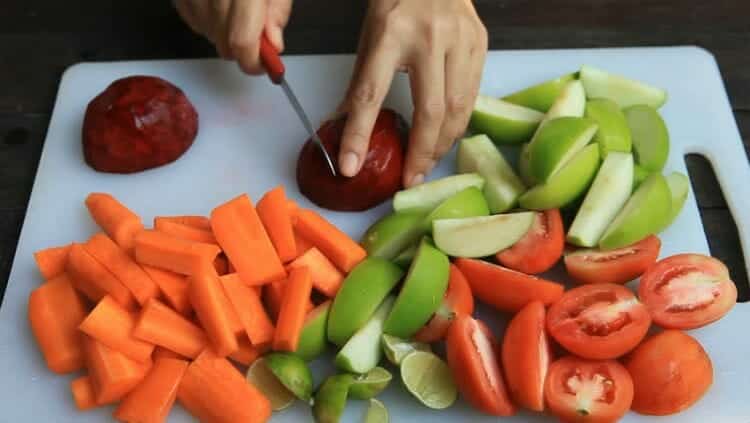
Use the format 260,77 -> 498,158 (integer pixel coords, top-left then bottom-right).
1,0 -> 748,301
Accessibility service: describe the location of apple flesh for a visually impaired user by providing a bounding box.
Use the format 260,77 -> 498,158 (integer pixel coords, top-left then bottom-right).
529,117 -> 598,183
585,99 -> 632,157
361,210 -> 426,260
422,186 -> 489,232
624,105 -> 670,172
433,212 -> 536,258
502,73 -> 578,112
393,173 -> 484,212
295,301 -> 331,361
469,96 -> 544,145
335,296 -> 395,374
579,65 -> 667,109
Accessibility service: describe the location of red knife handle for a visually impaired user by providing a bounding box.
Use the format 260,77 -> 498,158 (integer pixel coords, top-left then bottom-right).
260,34 -> 285,84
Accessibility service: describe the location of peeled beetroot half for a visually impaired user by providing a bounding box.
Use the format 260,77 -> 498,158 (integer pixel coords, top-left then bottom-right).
82,75 -> 198,173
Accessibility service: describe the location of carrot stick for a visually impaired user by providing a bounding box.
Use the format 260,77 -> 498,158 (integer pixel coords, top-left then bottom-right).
141,265 -> 192,316
153,346 -> 186,360
82,335 -> 151,404
155,219 -> 218,245
293,209 -> 367,272
286,199 -> 300,220
262,278 -> 314,321
214,254 -> 229,275
133,299 -> 208,359
272,267 -> 313,352
293,230 -> 315,258
210,194 -> 286,285
221,273 -> 275,347
177,349 -> 271,423
28,273 -> 87,374
134,230 -> 221,276
34,244 -> 72,280
256,186 -> 297,263
71,376 -> 98,411
228,335 -> 266,366
86,193 -> 143,253
84,233 -> 160,306
287,247 -> 344,297
114,357 -> 189,423
154,215 -> 211,231
66,243 -> 136,309
79,296 -> 155,363
189,267 -> 239,357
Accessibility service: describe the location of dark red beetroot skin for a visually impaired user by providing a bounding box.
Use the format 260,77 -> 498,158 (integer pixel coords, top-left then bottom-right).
82,75 -> 199,173
296,109 -> 407,211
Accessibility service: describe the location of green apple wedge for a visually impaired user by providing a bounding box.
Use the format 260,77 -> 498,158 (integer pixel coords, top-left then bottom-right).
658,171 -> 690,230
585,98 -> 632,157
599,173 -> 672,250
295,301 -> 331,361
393,243 -> 418,269
361,210 -> 427,260
567,152 -> 634,247
632,163 -> 651,190
469,95 -> 545,145
327,258 -> 403,346
456,134 -> 526,213
502,72 -> 578,112
579,65 -> 668,108
528,117 -> 599,183
422,186 -> 489,232
519,144 -> 601,210
433,212 -> 536,258
335,296 -> 395,374
393,173 -> 484,212
624,105 -> 670,172
519,142 -> 535,186
383,239 -> 450,339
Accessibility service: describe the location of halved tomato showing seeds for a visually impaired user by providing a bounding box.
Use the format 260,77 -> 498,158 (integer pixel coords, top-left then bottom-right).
565,235 -> 661,285
638,254 -> 737,330
496,209 -> 564,274
414,264 -> 474,343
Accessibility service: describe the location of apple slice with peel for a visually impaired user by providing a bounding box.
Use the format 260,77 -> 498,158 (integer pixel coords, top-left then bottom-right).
295,300 -> 331,361
423,186 -> 489,232
519,144 -> 601,210
469,96 -> 544,145
335,296 -> 395,374
502,72 -> 578,112
361,210 -> 426,260
599,173 -> 672,250
519,142 -> 535,186
625,105 -> 670,172
393,243 -> 418,269
659,171 -> 690,231
580,65 -> 667,109
433,212 -> 535,258
585,98 -> 632,157
633,164 -> 651,189
456,134 -> 526,213
529,117 -> 599,182
393,173 -> 484,212
567,152 -> 634,247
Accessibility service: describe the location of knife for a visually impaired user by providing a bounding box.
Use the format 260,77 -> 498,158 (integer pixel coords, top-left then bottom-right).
259,35 -> 338,176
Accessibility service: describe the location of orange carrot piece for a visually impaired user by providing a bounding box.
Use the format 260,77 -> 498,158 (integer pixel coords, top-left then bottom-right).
154,215 -> 211,231
272,267 -> 313,352
154,219 -> 218,245
141,266 -> 192,316
114,357 -> 189,423
214,255 -> 229,275
256,186 -> 297,263
84,233 -> 160,306
153,346 -> 186,360
71,376 -> 98,411
83,335 -> 151,404
189,267 -> 239,357
66,243 -> 136,309
33,244 -> 72,280
210,194 -> 286,285
134,230 -> 221,276
28,273 -> 87,374
294,209 -> 367,272
221,274 -> 275,347
133,299 -> 208,359
229,335 -> 266,366
177,349 -> 271,423
287,247 -> 344,297
293,230 -> 315,258
286,199 -> 300,220
263,278 -> 314,321
79,296 -> 155,363
86,193 -> 143,253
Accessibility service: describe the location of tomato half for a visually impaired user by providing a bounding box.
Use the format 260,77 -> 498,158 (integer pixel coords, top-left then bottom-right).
565,235 -> 661,285
414,264 -> 474,343
638,254 -> 737,330
625,330 -> 713,415
501,301 -> 549,412
496,209 -> 564,274
545,356 -> 633,423
547,284 -> 651,359
445,315 -> 515,416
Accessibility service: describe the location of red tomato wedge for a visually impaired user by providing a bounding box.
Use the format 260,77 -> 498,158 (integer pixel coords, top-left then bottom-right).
565,235 -> 661,285
446,315 -> 515,416
496,209 -> 564,274
501,301 -> 549,412
545,356 -> 634,423
547,284 -> 651,359
638,254 -> 737,330
455,258 -> 564,312
414,264 -> 474,343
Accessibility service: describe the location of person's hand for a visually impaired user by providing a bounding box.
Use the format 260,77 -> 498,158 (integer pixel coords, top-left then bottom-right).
338,0 -> 488,187
174,0 -> 293,74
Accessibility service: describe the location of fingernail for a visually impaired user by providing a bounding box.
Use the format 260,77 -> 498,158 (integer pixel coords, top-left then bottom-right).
340,152 -> 359,177
410,173 -> 424,187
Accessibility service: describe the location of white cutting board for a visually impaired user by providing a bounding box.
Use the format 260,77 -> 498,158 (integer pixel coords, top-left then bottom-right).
2,46 -> 749,422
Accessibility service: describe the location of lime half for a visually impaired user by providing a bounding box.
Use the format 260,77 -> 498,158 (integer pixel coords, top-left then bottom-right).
349,367 -> 392,400
312,374 -> 354,423
381,334 -> 431,366
246,357 -> 296,411
364,398 -> 389,423
400,351 -> 457,409
264,352 -> 314,401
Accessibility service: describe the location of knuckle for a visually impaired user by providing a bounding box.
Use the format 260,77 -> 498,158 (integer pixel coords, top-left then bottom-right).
350,82 -> 381,108
446,93 -> 470,115
227,31 -> 253,53
343,127 -> 372,151
476,23 -> 489,49
417,99 -> 445,123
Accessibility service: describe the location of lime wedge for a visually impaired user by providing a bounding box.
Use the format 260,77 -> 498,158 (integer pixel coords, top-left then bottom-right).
312,374 -> 354,423
364,398 -> 389,423
246,357 -> 296,411
400,351 -> 457,409
381,334 -> 431,366
349,367 -> 393,400
264,352 -> 313,401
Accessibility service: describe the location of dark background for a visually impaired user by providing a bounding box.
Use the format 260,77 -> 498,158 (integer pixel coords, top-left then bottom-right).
1,0 -> 748,301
